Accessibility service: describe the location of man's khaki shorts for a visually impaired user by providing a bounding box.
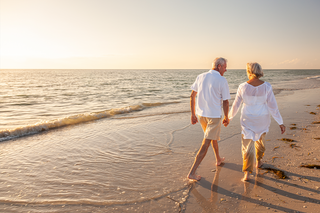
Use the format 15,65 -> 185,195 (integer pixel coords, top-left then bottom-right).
199,116 -> 222,140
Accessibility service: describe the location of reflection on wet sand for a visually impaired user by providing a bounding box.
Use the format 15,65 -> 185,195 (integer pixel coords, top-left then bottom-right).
188,163 -> 303,212
190,166 -> 221,212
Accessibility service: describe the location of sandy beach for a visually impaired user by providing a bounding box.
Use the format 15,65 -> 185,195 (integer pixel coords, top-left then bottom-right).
2,0 -> 320,211
0,78 -> 319,213
184,88 -> 320,213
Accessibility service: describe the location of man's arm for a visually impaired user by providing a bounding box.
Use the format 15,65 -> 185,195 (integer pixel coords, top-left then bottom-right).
222,100 -> 229,126
190,90 -> 198,125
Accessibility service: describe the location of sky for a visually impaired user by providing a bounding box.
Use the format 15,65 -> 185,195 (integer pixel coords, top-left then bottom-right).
1,0 -> 320,69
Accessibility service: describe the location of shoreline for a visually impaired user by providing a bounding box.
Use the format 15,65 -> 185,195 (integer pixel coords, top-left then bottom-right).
184,87 -> 320,213
0,78 -> 319,212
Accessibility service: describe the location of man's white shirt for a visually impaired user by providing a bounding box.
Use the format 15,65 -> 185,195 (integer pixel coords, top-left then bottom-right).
191,70 -> 230,118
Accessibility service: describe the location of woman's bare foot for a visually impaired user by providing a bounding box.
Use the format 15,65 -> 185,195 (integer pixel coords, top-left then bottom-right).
187,174 -> 201,181
241,171 -> 250,182
256,160 -> 263,168
216,157 -> 225,166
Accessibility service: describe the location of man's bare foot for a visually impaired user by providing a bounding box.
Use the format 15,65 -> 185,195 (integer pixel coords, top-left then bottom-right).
187,174 -> 201,181
241,172 -> 250,182
256,160 -> 263,168
216,157 -> 225,166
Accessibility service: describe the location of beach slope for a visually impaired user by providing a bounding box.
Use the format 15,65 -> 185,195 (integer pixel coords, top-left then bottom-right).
185,88 -> 320,213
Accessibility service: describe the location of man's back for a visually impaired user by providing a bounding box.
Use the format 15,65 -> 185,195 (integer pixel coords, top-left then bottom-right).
191,70 -> 230,118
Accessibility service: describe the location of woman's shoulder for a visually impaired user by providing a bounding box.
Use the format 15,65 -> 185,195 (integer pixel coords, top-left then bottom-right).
239,82 -> 248,87
263,81 -> 274,93
263,81 -> 272,87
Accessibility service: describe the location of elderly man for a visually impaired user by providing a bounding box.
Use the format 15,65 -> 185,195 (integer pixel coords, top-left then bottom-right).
187,57 -> 230,181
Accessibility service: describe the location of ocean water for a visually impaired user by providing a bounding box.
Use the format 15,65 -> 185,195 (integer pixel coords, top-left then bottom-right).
0,69 -> 319,212
1,69 -> 320,135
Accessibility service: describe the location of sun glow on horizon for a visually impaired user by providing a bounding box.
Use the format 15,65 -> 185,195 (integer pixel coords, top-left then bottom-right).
1,0 -> 320,69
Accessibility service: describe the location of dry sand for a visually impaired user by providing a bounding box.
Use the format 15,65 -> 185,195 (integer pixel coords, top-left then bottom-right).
184,88 -> 320,213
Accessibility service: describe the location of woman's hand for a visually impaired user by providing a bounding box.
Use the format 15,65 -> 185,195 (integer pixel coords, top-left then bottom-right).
280,124 -> 286,134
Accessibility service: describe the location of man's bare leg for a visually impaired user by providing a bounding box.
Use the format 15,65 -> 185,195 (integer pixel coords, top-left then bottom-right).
211,140 -> 225,166
187,138 -> 211,180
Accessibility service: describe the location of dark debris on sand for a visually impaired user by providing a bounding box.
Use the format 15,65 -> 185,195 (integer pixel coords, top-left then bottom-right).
299,164 -> 320,169
278,138 -> 296,142
273,146 -> 280,151
272,156 -> 283,162
289,143 -> 300,148
261,167 -> 288,179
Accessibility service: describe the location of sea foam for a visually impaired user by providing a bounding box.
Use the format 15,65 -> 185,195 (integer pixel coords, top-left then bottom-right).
0,102 -> 178,142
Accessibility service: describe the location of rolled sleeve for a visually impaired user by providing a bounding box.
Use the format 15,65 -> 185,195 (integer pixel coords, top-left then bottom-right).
221,81 -> 231,100
190,77 -> 198,92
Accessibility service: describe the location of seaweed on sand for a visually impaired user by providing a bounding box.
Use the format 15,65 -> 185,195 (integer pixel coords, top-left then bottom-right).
289,143 -> 300,148
310,112 -> 317,115
278,138 -> 296,142
272,156 -> 283,162
273,146 -> 280,151
261,167 -> 288,179
289,124 -> 297,130
300,164 -> 320,169
312,121 -> 320,124
289,126 -> 307,130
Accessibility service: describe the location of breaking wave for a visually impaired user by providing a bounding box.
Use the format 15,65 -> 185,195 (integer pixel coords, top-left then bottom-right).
306,75 -> 320,80
0,101 -> 179,142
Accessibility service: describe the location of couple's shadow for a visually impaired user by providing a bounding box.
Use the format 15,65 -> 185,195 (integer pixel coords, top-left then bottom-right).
189,162 -> 319,213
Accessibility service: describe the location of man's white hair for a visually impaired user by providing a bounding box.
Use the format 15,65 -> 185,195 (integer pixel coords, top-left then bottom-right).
212,57 -> 227,69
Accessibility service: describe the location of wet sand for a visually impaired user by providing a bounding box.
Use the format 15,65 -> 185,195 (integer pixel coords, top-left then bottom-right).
0,87 -> 319,213
184,88 -> 320,213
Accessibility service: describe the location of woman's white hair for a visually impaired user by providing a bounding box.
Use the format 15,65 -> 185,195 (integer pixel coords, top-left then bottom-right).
212,57 -> 227,69
246,62 -> 264,78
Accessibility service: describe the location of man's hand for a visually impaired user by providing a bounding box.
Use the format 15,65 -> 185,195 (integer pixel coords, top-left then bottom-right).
191,114 -> 198,125
222,116 -> 229,127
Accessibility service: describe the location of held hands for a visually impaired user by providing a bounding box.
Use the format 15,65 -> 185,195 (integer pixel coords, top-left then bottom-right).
191,114 -> 198,125
280,124 -> 286,134
223,116 -> 229,127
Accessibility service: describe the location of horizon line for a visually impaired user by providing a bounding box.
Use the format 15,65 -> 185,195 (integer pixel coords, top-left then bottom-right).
1,68 -> 320,70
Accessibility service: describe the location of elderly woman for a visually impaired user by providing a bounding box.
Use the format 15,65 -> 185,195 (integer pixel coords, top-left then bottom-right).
228,63 -> 286,181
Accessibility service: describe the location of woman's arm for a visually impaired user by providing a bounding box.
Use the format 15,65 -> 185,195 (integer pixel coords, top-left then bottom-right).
266,86 -> 283,125
267,87 -> 286,134
228,86 -> 243,121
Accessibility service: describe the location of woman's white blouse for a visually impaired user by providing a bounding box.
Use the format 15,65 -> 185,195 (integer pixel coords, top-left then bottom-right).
229,82 -> 283,141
